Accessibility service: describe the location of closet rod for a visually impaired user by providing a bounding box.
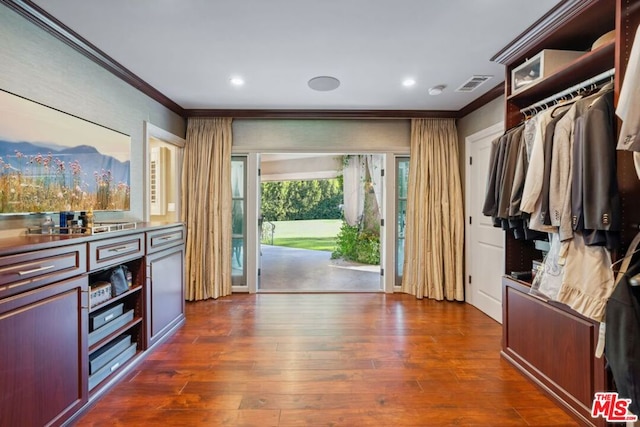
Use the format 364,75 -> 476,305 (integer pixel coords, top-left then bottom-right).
520,68 -> 615,114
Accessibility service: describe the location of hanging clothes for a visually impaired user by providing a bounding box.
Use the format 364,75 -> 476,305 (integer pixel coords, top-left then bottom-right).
508,134 -> 528,217
555,232 -> 614,321
604,253 -> 640,416
482,124 -> 538,240
482,136 -> 501,218
497,126 -> 524,221
520,109 -> 555,216
532,108 -> 568,232
572,86 -> 619,250
549,97 -> 582,242
476,77 -> 621,322
617,23 -> 640,153
583,89 -> 620,248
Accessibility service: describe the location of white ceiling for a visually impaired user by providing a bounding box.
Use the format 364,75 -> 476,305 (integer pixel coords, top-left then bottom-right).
31,0 -> 561,111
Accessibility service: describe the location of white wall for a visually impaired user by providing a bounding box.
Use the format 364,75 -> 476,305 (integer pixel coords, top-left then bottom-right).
233,119 -> 410,152
0,5 -> 186,232
457,96 -> 505,190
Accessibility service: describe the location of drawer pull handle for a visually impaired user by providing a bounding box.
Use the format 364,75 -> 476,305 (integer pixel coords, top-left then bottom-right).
109,246 -> 131,253
161,236 -> 176,240
104,314 -> 115,322
17,265 -> 55,276
110,362 -> 120,372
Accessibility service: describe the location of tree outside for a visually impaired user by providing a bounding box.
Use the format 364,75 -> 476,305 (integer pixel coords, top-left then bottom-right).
261,179 -> 342,221
260,154 -> 382,266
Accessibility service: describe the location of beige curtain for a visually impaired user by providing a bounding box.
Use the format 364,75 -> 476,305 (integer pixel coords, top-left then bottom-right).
181,117 -> 232,301
402,119 -> 464,301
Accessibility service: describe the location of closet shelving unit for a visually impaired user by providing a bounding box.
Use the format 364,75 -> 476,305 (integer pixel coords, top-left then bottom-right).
491,0 -> 640,426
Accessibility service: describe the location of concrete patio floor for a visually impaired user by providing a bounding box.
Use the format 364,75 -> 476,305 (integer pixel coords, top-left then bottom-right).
259,245 -> 381,292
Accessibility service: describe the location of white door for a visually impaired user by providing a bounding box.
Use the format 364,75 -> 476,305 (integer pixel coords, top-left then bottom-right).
465,123 -> 505,323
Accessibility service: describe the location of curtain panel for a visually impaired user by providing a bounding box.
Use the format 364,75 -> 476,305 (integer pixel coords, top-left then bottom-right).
402,119 -> 464,301
181,117 -> 233,301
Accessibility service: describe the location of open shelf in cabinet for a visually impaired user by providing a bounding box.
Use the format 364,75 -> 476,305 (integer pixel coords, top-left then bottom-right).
89,284 -> 142,314
505,41 -> 615,132
88,315 -> 143,354
507,41 -> 615,106
87,256 -> 145,394
87,330 -> 141,392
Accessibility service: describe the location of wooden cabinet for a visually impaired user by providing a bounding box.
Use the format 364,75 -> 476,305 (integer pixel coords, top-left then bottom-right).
0,222 -> 185,426
88,233 -> 144,271
0,243 -> 86,299
502,277 -> 607,426
146,225 -> 185,253
492,1 -> 640,425
0,275 -> 88,427
145,225 -> 185,348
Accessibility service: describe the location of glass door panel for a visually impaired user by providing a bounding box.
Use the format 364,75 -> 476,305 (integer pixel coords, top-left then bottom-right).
231,157 -> 247,286
395,157 -> 409,286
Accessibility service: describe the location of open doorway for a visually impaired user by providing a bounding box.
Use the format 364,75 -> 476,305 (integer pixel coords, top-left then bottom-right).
145,122 -> 184,223
257,153 -> 383,292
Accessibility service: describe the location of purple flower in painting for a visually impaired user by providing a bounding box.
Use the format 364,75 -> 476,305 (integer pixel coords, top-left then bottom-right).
70,160 -> 82,176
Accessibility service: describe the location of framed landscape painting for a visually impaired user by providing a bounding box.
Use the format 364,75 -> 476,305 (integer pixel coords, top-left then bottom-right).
0,89 -> 131,214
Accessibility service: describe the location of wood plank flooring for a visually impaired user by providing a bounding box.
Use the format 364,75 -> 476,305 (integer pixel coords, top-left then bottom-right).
74,293 -> 580,426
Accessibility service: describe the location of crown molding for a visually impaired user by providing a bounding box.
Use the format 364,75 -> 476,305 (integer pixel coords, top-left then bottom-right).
491,0 -> 600,65
1,0 -> 186,117
185,87 -> 505,119
185,109 -> 461,119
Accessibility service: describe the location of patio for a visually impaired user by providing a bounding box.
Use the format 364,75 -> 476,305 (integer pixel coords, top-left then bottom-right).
259,245 -> 381,292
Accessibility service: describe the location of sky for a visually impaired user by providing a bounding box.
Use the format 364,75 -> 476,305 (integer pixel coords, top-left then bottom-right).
0,90 -> 130,162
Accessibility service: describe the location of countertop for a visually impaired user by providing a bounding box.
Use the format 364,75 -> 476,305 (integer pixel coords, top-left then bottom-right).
0,222 -> 184,256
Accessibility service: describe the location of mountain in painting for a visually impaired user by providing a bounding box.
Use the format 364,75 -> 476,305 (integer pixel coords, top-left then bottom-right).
0,139 -> 130,193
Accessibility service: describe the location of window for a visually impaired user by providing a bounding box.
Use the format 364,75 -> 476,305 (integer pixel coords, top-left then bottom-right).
396,157 -> 409,286
232,157 -> 247,286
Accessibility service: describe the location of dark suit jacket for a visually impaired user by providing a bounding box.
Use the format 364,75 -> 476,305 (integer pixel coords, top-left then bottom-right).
605,259 -> 640,415
571,88 -> 620,249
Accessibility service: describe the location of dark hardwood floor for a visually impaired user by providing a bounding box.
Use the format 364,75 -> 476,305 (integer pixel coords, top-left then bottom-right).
75,293 -> 579,426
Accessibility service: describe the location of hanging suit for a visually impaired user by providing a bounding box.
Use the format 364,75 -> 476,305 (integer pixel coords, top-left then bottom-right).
605,259 -> 640,416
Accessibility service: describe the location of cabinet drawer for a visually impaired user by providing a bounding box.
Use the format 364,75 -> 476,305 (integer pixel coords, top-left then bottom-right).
0,243 -> 87,298
146,225 -> 185,254
88,233 -> 144,271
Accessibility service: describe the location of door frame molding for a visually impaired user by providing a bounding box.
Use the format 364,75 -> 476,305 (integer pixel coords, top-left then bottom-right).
232,150 -> 409,294
464,121 -> 503,309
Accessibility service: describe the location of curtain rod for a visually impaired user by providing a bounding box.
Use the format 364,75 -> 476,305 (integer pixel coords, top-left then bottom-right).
520,68 -> 615,114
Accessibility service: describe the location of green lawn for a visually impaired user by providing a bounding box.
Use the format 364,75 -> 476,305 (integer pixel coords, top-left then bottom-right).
263,219 -> 342,252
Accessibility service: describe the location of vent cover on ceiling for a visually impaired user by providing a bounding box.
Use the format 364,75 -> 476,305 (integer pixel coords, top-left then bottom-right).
456,75 -> 493,92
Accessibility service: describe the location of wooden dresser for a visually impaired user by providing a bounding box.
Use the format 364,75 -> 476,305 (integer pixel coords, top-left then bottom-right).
0,222 -> 185,427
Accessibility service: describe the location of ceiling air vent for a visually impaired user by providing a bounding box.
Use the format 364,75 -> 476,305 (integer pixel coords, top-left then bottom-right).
456,75 -> 493,92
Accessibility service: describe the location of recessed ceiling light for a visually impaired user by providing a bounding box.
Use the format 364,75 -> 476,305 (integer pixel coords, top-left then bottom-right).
428,84 -> 447,96
230,77 -> 245,86
308,76 -> 340,92
402,78 -> 416,87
